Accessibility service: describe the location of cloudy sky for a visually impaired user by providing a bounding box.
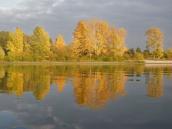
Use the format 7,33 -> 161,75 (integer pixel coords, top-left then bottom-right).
0,0 -> 171,48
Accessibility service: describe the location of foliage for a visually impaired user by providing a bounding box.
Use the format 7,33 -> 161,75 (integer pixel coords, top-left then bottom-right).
6,28 -> 24,61
0,46 -> 5,60
51,35 -> 68,61
166,49 -> 172,59
0,20 -> 170,62
30,26 -> 51,61
134,52 -> 144,60
145,27 -> 164,59
71,20 -> 127,59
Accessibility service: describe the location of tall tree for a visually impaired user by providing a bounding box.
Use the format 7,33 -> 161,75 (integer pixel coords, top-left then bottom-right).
54,35 -> 66,49
52,35 -> 68,60
110,28 -> 127,59
6,28 -> 24,61
30,26 -> 51,61
145,27 -> 164,59
72,19 -> 127,60
72,20 -> 94,58
23,35 -> 32,61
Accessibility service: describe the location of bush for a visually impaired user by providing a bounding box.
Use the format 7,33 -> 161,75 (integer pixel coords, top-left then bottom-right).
166,49 -> 172,59
134,52 -> 144,60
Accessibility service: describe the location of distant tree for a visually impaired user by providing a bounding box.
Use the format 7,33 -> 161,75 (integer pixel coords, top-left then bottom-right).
6,28 -> 24,61
143,49 -> 151,59
166,48 -> 172,59
134,52 -> 144,60
134,47 -> 144,60
30,26 -> 51,61
128,48 -> 135,58
145,27 -> 164,59
136,47 -> 142,53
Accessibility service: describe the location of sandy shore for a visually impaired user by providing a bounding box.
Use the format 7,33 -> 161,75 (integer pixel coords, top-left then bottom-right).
144,60 -> 172,64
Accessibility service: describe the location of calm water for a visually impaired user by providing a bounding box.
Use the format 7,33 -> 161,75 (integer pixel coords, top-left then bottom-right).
0,65 -> 172,129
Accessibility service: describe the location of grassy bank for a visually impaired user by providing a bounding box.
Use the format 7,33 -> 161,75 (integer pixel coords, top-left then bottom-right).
0,60 -> 171,66
0,61 -> 142,66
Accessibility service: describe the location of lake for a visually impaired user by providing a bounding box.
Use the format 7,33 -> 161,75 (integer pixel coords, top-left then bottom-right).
0,64 -> 172,129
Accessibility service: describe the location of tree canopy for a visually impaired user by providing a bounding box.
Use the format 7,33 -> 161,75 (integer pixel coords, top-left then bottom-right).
0,19 -> 170,61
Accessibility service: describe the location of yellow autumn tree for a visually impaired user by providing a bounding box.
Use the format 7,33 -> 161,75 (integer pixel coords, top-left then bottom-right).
72,19 -> 127,60
55,35 -> 66,49
110,28 -> 127,59
6,27 -> 24,61
52,35 -> 68,60
145,27 -> 164,59
94,20 -> 111,56
30,26 -> 51,61
72,20 -> 94,59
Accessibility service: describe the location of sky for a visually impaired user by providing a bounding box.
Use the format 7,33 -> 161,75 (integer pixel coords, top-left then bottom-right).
0,0 -> 171,48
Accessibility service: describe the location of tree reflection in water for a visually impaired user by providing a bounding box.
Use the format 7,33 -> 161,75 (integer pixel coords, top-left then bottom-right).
0,65 -> 171,109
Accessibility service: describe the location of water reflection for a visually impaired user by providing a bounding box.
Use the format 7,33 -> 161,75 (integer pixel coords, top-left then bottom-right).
146,67 -> 164,98
0,65 -> 171,108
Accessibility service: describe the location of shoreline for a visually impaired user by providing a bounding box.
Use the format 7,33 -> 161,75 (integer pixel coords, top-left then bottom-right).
0,60 -> 171,66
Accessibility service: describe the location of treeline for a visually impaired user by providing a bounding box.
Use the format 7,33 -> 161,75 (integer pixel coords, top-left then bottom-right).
0,19 -> 171,61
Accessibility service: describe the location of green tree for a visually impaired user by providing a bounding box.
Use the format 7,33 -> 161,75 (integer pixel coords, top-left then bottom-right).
30,26 -> 51,61
0,31 -> 9,54
136,47 -> 142,53
143,50 -> 150,59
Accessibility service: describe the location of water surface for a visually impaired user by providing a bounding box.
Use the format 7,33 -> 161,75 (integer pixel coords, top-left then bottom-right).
0,65 -> 172,129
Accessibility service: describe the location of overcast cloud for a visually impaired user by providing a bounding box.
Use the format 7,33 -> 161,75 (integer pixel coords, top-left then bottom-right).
0,0 -> 171,48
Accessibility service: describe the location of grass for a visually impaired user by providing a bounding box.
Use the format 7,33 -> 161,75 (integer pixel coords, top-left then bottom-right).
0,59 -> 171,66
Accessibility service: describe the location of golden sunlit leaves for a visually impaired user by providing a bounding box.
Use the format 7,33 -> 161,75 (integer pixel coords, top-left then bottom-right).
6,27 -> 24,61
0,19 -> 170,61
72,19 -> 127,59
145,27 -> 164,59
54,35 -> 66,50
30,26 -> 51,61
